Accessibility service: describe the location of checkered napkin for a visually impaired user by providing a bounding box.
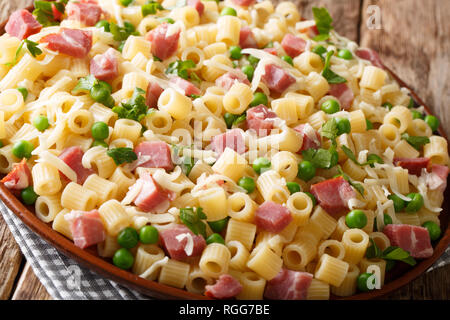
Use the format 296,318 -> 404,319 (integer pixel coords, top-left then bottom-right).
1,200 -> 449,300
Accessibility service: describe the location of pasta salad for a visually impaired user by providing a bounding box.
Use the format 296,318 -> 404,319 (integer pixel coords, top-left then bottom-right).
0,0 -> 448,299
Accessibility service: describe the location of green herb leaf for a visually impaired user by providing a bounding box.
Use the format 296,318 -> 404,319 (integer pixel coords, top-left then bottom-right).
24,40 -> 42,58
109,22 -> 139,42
312,7 -> 333,36
322,51 -> 347,84
381,246 -> 417,266
313,34 -> 330,42
106,147 -> 138,165
366,238 -> 382,259
72,75 -> 98,94
321,118 -> 339,143
337,166 -> 365,196
233,113 -> 246,126
401,133 -> 430,151
153,55 -> 162,62
179,207 -> 207,238
114,88 -> 148,121
189,94 -> 201,99
180,156 -> 194,176
142,0 -> 165,17
302,148 -> 335,169
4,41 -> 24,67
166,60 -> 196,79
33,0 -> 67,27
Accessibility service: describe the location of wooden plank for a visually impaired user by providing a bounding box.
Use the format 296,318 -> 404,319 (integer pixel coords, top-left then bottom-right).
0,213 -> 23,300
11,262 -> 52,300
360,0 -> 450,137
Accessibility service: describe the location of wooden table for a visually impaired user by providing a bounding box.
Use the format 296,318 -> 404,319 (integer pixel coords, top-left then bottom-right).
0,0 -> 449,300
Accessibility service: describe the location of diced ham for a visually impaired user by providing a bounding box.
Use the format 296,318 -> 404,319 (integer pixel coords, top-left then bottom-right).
90,48 -> 118,81
262,64 -> 296,94
66,0 -> 102,26
205,274 -> 243,299
146,82 -> 164,109
308,25 -> 319,38
294,123 -> 321,153
355,48 -> 384,69
40,28 -> 92,58
394,157 -> 431,176
210,128 -> 246,155
133,141 -> 174,170
5,9 -> 42,40
255,201 -> 292,233
187,0 -> 204,16
426,164 -> 449,192
1,159 -> 32,190
239,26 -> 258,49
264,268 -> 313,300
281,34 -> 307,57
310,176 -> 356,215
66,210 -> 105,249
146,23 -> 180,60
132,174 -> 172,212
169,76 -> 201,96
215,70 -> 250,91
230,0 -> 256,6
58,147 -> 94,184
159,224 -> 206,261
328,83 -> 354,110
383,224 -> 434,258
246,105 -> 277,137
263,47 -> 278,56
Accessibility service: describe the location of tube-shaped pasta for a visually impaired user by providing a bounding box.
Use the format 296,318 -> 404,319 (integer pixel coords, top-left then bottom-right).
314,253 -> 349,287
247,244 -> 283,280
225,219 -> 257,251
331,263 -> 360,297
198,187 -> 228,221
309,206 -> 337,239
67,109 -> 94,134
360,66 -> 387,90
83,174 -> 118,206
52,209 -> 72,240
227,240 -> 250,271
199,243 -> 231,278
236,272 -> 267,300
424,136 -> 449,165
294,52 -> 323,75
111,118 -> 142,144
97,234 -> 121,258
212,147 -> 247,181
286,192 -> 313,226
216,15 -> 241,46
98,200 -> 130,236
378,123 -> 401,148
256,170 -> 290,204
223,83 -> 253,115
307,279 -> 330,300
159,259 -> 190,289
32,162 -> 62,196
318,240 -> 346,260
383,106 -> 413,133
0,88 -> 24,120
158,88 -> 193,120
186,266 -> 214,294
132,244 -> 165,276
282,240 -> 316,271
35,194 -> 62,223
61,182 -> 97,211
342,229 -> 370,265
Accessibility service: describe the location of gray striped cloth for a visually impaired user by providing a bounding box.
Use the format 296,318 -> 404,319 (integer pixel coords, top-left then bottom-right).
1,200 -> 448,300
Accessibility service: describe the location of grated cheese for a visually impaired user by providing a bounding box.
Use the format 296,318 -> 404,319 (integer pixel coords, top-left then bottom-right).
175,232 -> 194,256
38,150 -> 77,182
139,257 -> 169,280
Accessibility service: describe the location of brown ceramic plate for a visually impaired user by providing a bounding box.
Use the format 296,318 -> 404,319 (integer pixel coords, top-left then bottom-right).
0,7 -> 449,300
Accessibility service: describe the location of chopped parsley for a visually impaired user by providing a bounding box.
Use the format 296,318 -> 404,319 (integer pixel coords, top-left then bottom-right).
337,166 -> 365,196
142,1 -> 165,17
72,75 -> 98,94
112,88 -> 148,121
322,51 -> 347,84
401,133 -> 430,151
109,21 -> 140,42
33,0 -> 67,27
366,240 -> 416,266
166,59 -> 197,80
106,147 -> 138,165
4,40 -> 43,67
179,207 -> 207,238
321,117 -> 339,144
341,145 -> 384,167
302,147 -> 338,170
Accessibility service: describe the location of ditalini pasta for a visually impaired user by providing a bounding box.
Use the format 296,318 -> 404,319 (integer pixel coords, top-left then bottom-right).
0,0 -> 447,300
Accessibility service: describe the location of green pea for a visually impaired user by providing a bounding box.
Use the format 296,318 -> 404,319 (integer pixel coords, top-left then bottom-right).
411,110 -> 423,120
21,186 -> 38,205
247,55 -> 260,66
424,115 -> 439,132
366,119 -> 373,130
281,55 -> 294,66
159,17 -> 175,24
250,92 -> 268,107
382,102 -> 393,110
357,272 -> 376,292
367,154 -> 383,167
206,233 -> 225,245
253,157 -> 271,174
92,140 -> 108,148
345,210 -> 368,229
90,85 -> 110,104
224,112 -> 237,129
388,194 -> 405,212
335,117 -> 351,135
241,65 -> 255,81
297,161 -> 316,182
286,182 -> 301,195
229,45 -> 242,60
220,7 -> 237,16
117,227 -> 139,249
422,221 -> 441,241
33,115 -> 49,132
120,0 -> 133,6
408,97 -> 415,109
208,217 -> 229,233
139,225 -> 159,244
0,141 -> 3,148
113,248 -> 134,269
312,45 -> 327,56
12,140 -> 34,159
238,177 -> 256,193
337,49 -> 353,60
17,87 -> 28,101
405,193 -> 424,213
305,192 -> 317,206
383,213 -> 393,225
321,99 -> 340,114
95,20 -> 110,32
91,121 -> 109,140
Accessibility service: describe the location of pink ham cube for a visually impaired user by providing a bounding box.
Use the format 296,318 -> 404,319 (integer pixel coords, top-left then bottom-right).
58,146 -> 94,184
68,210 -> 105,249
255,201 -> 292,233
264,268 -> 313,300
159,224 -> 206,261
90,48 -> 118,81
205,274 -> 243,299
310,176 -> 356,215
210,128 -> 246,155
133,141 -> 174,170
383,224 -> 433,258
262,64 -> 296,94
5,9 -> 42,40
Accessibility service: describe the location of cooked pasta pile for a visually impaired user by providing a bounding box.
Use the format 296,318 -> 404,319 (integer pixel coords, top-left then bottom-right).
0,0 -> 448,300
